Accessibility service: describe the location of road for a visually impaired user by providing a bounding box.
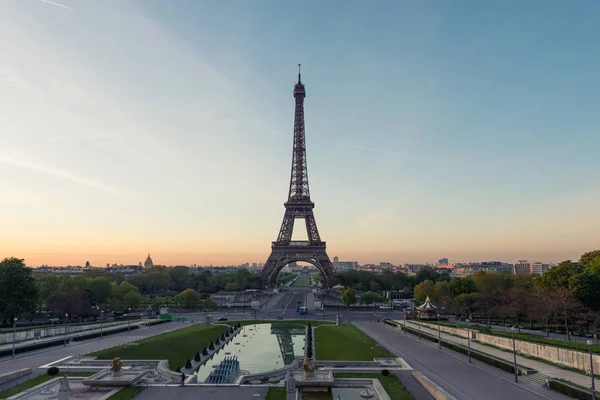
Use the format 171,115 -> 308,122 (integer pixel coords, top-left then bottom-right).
203,287 -> 408,323
358,323 -> 570,400
0,321 -> 191,378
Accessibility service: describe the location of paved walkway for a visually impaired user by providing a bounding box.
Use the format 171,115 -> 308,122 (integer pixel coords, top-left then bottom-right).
0,321 -> 192,390
358,323 -> 570,400
135,386 -> 268,400
405,320 -> 600,390
0,320 -> 151,353
448,317 -> 594,343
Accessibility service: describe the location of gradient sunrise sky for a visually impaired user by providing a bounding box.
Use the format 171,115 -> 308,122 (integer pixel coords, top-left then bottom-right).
1,0 -> 599,267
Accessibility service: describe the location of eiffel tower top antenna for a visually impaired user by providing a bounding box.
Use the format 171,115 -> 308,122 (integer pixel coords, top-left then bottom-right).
298,63 -> 301,82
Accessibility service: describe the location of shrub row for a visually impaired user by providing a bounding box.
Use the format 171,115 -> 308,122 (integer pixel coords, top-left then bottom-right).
548,379 -> 595,400
0,337 -> 66,357
72,324 -> 140,342
0,319 -> 171,357
306,323 -> 313,358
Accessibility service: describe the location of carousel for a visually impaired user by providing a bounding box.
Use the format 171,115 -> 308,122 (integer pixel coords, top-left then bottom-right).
416,296 -> 438,320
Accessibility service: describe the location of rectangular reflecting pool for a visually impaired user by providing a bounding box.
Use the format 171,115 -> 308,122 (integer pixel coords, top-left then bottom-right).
196,323 -> 306,382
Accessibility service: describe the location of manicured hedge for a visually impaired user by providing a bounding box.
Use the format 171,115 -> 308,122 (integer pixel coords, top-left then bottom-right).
72,325 -> 140,341
0,337 -> 65,357
548,379 -> 595,400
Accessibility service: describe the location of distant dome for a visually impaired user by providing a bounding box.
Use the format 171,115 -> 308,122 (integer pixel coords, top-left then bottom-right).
144,254 -> 153,268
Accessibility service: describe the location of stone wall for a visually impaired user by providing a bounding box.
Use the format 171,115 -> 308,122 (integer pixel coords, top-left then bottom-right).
417,321 -> 600,373
0,320 -> 142,345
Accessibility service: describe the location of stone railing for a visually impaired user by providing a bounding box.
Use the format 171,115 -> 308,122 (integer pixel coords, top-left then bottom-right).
416,321 -> 600,373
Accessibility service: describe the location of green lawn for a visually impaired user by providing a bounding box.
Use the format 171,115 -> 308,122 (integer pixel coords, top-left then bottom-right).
0,372 -> 93,399
291,276 -> 312,287
89,324 -> 228,371
107,387 -> 144,400
265,387 -> 286,400
315,325 -> 393,360
334,373 -> 414,400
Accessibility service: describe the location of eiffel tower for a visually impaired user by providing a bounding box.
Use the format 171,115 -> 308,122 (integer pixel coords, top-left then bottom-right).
260,66 -> 336,288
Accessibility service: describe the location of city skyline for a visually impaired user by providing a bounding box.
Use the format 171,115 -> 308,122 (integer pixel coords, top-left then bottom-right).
2,1 -> 600,267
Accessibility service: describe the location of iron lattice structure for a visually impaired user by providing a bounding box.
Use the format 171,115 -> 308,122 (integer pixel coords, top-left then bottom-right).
260,66 -> 336,287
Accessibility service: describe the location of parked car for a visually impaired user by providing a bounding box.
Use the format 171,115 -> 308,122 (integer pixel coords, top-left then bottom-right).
276,316 -> 283,320
217,317 -> 228,321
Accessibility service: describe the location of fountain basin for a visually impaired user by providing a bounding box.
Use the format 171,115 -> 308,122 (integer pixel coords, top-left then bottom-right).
82,369 -> 147,387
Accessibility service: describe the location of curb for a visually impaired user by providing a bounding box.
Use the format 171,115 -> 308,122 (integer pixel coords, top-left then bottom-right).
412,370 -> 457,400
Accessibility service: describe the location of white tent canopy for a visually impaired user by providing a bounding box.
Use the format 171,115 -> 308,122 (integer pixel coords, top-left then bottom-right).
416,296 -> 437,310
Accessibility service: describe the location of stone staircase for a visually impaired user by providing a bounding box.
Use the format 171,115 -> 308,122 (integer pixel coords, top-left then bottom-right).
520,371 -> 550,388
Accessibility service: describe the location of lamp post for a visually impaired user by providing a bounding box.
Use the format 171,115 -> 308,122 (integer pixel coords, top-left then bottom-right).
12,317 -> 17,358
128,308 -> 131,332
100,309 -> 104,338
403,310 -> 407,334
466,318 -> 471,363
588,340 -> 596,400
437,313 -> 442,349
417,312 -> 421,341
511,327 -> 518,383
64,314 -> 69,346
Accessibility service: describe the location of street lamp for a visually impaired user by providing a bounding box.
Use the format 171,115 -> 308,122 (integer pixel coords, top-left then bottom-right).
466,318 -> 471,363
511,327 -> 518,383
417,312 -> 421,341
100,309 -> 104,338
587,339 -> 596,400
64,314 -> 69,346
437,313 -> 442,350
12,317 -> 17,358
403,310 -> 407,334
128,308 -> 131,332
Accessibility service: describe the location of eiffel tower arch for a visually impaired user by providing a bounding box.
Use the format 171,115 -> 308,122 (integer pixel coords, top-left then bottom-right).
260,66 -> 336,288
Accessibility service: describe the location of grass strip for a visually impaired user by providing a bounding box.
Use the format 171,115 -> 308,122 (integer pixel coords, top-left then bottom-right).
89,324 -> 228,372
315,325 -> 393,361
106,387 -> 144,400
0,372 -> 93,399
334,373 -> 414,400
265,386 -> 286,400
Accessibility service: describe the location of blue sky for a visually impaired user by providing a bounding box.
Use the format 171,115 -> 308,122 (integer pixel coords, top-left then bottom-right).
1,0 -> 599,266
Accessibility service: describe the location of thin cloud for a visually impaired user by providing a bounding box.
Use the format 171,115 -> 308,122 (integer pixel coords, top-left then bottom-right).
44,133 -> 115,143
0,156 -> 126,196
323,139 -> 388,154
39,0 -> 73,10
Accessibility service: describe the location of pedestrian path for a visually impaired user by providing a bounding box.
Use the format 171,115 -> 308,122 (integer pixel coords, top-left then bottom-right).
0,320 -> 151,354
403,320 -> 600,390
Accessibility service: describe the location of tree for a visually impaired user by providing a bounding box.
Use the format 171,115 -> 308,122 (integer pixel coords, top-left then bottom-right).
341,288 -> 357,307
117,281 -> 139,300
530,287 -> 555,336
415,268 -> 439,285
57,275 -> 77,293
569,269 -> 600,311
0,258 -> 39,324
413,280 -> 435,303
123,291 -> 144,309
174,289 -> 201,309
90,277 -> 113,305
579,250 -> 600,269
359,291 -> 381,305
369,281 -> 380,292
553,288 -> 580,341
47,290 -> 94,318
448,277 -> 477,298
534,260 -> 582,290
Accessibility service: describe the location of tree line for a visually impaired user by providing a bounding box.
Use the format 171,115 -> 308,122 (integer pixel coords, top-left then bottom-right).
0,258 -> 267,325
412,250 -> 600,339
